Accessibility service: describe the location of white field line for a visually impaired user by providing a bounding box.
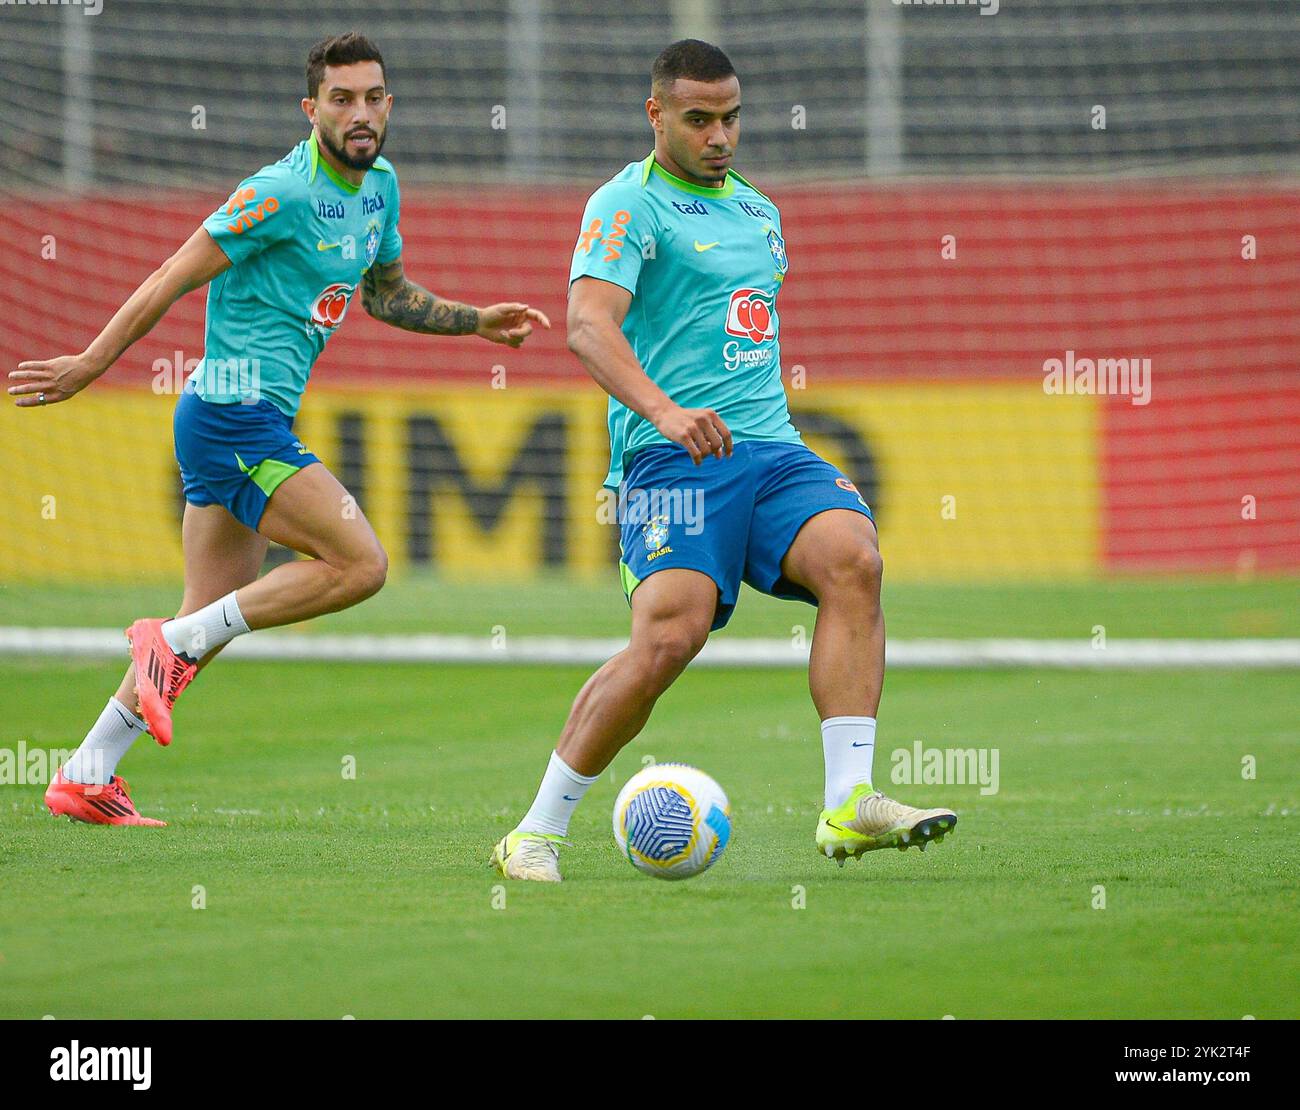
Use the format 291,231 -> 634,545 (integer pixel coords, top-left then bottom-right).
1,627 -> 1298,668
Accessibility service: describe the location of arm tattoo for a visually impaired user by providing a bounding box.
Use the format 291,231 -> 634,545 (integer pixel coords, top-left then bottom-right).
360,258 -> 479,335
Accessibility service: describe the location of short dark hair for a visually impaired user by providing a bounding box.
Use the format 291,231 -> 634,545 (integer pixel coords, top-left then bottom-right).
651,39 -> 736,97
306,32 -> 386,99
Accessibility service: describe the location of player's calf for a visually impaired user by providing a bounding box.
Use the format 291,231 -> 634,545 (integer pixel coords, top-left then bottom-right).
492,577 -> 714,879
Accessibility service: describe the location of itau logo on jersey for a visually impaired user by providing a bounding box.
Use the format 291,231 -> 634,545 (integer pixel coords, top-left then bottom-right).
307,282 -> 354,337
724,288 -> 777,343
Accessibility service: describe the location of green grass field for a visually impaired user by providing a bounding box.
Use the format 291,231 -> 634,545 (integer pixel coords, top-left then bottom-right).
1,578 -> 1297,1018
4,574 -> 1298,638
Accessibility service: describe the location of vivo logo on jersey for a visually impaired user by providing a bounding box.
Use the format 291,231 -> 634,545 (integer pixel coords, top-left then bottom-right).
602,210 -> 632,261
362,194 -> 385,214
317,199 -> 346,220
307,282 -> 354,336
224,188 -> 279,234
724,288 -> 777,343
671,200 -> 709,215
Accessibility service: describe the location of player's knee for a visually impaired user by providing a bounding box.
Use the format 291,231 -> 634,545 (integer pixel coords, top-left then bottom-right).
821,543 -> 883,597
344,545 -> 388,602
639,622 -> 708,681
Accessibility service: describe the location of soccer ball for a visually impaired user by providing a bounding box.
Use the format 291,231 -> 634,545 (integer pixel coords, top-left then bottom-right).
612,763 -> 731,881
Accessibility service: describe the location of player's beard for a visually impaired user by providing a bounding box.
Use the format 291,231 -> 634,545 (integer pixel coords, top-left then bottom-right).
668,134 -> 731,185
319,121 -> 387,171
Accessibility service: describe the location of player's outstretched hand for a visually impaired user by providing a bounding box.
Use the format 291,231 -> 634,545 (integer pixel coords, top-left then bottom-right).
8,354 -> 101,408
653,404 -> 733,465
476,303 -> 552,348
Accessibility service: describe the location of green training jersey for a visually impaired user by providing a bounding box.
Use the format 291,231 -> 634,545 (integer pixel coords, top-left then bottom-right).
191,132 -> 402,417
568,152 -> 802,488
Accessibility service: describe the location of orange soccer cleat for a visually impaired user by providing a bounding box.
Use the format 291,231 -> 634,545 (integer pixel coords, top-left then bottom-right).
126,618 -> 197,747
45,770 -> 166,827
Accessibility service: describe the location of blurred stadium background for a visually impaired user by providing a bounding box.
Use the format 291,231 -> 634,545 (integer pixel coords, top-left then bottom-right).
1,0 -> 1297,653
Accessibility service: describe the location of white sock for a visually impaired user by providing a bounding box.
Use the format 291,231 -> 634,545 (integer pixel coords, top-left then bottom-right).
63,697 -> 149,785
161,591 -> 250,661
518,751 -> 599,837
822,715 -> 877,809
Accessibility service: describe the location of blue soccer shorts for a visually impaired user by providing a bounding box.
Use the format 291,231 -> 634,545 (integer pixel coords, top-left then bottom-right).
616,440 -> 875,630
173,386 -> 320,531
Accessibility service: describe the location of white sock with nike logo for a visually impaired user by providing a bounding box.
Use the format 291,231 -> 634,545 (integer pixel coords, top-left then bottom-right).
63,697 -> 149,784
161,591 -> 250,662
519,751 -> 599,837
822,715 -> 876,809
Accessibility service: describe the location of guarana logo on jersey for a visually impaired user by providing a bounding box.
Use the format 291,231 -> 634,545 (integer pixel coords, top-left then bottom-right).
724,288 -> 777,344
307,282 -> 354,336
722,287 -> 778,373
223,186 -> 279,235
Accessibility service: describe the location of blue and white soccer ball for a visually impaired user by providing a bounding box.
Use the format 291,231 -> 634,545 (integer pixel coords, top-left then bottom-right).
612,763 -> 731,881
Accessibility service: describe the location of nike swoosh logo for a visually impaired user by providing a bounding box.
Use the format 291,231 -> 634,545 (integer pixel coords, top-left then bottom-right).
317,240 -> 340,251
562,795 -> 580,802
222,604 -> 232,628
851,741 -> 871,748
113,705 -> 141,730
694,240 -> 720,252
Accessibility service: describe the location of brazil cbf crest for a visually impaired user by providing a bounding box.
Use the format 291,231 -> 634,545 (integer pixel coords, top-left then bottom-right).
363,217 -> 382,269
642,514 -> 670,552
766,226 -> 788,280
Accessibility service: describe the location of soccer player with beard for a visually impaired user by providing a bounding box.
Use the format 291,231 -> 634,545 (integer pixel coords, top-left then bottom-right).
491,40 -> 955,881
10,32 -> 549,825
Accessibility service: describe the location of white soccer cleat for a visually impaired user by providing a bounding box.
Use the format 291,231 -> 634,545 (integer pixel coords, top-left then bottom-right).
816,784 -> 957,863
490,829 -> 565,882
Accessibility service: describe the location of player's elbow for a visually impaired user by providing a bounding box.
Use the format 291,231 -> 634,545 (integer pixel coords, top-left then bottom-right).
150,252 -> 184,294
565,312 -> 590,356
566,310 -> 609,359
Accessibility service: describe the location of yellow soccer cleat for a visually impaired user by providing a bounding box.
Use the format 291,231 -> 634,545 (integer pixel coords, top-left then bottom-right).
489,829 -> 566,883
816,784 -> 957,865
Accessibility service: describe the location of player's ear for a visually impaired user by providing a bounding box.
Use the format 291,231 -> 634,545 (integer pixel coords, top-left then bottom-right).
646,96 -> 661,131
301,97 -> 315,123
